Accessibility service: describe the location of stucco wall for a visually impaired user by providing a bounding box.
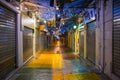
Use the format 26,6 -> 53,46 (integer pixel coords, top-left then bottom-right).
96,0 -> 119,80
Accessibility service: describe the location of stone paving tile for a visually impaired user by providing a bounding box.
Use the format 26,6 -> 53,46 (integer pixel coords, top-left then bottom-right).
64,73 -> 101,80
62,54 -> 79,60
71,60 -> 88,73
63,60 -> 73,74
63,59 -> 88,74
16,68 -> 52,74
52,68 -> 64,80
10,68 -> 52,80
14,73 -> 52,80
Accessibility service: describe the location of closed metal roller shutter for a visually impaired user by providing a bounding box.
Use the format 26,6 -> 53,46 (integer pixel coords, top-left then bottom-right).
23,27 -> 33,62
72,32 -> 75,51
40,32 -> 44,50
79,31 -> 84,58
0,5 -> 16,79
44,35 -> 47,49
87,21 -> 96,64
112,0 -> 120,77
36,29 -> 40,52
70,32 -> 72,48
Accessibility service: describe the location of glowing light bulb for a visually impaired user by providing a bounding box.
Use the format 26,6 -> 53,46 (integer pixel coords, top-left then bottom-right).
44,20 -> 47,24
16,7 -> 19,9
58,14 -> 60,17
56,6 -> 59,10
73,25 -> 77,29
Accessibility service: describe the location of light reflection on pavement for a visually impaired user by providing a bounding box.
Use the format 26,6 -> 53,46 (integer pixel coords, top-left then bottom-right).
10,41 -> 101,80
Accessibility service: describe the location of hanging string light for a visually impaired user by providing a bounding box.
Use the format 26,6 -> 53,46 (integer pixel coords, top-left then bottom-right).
73,25 -> 77,29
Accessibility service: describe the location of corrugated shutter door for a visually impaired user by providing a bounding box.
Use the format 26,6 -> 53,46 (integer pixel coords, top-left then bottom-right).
87,21 -> 96,63
40,32 -> 44,50
0,5 -> 16,79
36,29 -> 40,52
113,0 -> 120,77
72,33 -> 75,51
79,31 -> 84,58
23,27 -> 33,62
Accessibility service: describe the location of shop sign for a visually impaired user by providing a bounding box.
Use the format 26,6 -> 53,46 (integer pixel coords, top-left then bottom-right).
84,8 -> 95,23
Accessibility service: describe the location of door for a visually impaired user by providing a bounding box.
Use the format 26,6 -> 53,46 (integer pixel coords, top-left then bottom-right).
79,31 -> 84,58
112,0 -> 120,77
0,4 -> 16,79
23,27 -> 33,62
86,21 -> 96,64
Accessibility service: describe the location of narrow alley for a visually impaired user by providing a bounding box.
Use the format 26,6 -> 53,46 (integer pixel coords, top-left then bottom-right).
9,41 -> 101,80
0,0 -> 120,80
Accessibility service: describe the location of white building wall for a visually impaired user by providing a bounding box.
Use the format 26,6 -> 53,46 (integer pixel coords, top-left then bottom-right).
104,0 -> 113,77
96,0 -> 119,80
17,14 -> 23,67
0,0 -> 23,67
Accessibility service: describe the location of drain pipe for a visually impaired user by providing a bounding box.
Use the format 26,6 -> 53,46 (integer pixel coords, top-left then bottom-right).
102,0 -> 107,73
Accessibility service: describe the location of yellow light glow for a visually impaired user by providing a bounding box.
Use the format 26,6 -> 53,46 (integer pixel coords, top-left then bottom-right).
26,54 -> 63,68
52,74 -> 63,80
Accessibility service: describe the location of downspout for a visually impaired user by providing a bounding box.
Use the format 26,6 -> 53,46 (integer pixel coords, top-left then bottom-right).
102,0 -> 106,73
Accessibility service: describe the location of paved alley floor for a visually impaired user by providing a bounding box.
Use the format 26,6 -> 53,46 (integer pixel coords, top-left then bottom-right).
9,42 -> 102,80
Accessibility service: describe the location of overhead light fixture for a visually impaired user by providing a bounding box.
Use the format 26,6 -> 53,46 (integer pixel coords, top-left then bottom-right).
44,20 -> 47,24
57,14 -> 60,17
16,7 -> 19,10
56,6 -> 59,10
73,25 -> 77,29
35,11 -> 38,14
